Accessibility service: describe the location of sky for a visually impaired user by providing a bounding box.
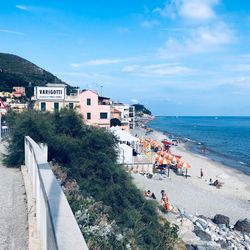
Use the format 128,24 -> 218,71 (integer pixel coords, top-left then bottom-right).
1,0 -> 250,115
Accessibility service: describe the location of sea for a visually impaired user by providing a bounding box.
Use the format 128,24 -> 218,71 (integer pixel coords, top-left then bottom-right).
149,116 -> 250,175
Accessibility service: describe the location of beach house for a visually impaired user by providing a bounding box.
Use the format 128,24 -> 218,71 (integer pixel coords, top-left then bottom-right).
79,89 -> 111,128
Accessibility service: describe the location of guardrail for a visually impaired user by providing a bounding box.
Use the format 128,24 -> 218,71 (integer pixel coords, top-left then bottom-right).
24,136 -> 88,250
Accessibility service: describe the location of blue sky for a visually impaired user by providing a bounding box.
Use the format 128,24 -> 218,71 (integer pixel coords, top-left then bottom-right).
1,0 -> 250,115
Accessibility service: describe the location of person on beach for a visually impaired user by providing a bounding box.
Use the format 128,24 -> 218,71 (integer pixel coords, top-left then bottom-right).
151,193 -> 156,199
161,190 -> 168,201
144,190 -> 156,199
200,168 -> 204,178
144,190 -> 152,197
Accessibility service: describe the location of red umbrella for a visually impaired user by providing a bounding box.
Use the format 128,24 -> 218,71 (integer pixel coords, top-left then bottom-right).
162,140 -> 172,145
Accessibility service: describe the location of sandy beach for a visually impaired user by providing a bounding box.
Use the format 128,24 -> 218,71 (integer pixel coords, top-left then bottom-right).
131,128 -> 250,225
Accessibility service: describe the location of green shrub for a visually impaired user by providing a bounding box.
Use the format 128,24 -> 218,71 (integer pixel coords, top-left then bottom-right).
4,109 -> 178,249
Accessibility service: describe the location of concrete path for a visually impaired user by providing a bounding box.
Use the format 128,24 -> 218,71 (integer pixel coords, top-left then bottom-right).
0,142 -> 28,250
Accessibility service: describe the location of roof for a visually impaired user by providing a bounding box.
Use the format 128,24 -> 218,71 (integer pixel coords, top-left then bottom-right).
112,102 -> 125,106
98,96 -> 110,100
112,108 -> 121,113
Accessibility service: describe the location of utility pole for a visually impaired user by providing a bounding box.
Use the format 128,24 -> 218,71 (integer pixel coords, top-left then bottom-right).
100,85 -> 103,96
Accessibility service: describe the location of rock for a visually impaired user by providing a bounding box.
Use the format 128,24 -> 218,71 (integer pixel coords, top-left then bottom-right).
188,242 -> 221,250
171,206 -> 179,214
213,214 -> 230,227
193,225 -> 212,241
234,218 -> 250,233
196,218 -> 209,230
181,218 -> 194,231
217,239 -> 231,249
198,215 -> 208,221
186,245 -> 196,250
208,222 -> 217,231
196,222 -> 205,231
243,234 -> 250,242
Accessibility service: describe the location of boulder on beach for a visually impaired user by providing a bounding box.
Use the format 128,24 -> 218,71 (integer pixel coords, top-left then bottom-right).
186,242 -> 221,250
193,225 -> 212,241
212,214 -> 230,227
234,218 -> 250,233
195,218 -> 208,230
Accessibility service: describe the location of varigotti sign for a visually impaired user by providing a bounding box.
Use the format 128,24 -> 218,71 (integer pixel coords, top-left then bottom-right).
36,87 -> 65,100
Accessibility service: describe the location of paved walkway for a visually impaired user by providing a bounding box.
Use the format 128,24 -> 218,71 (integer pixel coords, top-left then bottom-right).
0,142 -> 28,250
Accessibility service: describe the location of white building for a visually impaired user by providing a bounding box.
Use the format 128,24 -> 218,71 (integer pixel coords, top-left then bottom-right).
32,83 -> 80,112
111,102 -> 135,130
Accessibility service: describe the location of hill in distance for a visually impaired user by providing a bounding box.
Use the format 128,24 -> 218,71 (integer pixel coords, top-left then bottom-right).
0,52 -> 67,92
132,104 -> 152,115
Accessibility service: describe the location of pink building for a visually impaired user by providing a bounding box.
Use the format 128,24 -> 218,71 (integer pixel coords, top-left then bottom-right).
79,90 -> 111,128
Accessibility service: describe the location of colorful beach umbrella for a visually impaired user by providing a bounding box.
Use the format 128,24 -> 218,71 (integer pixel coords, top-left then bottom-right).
181,162 -> 192,169
158,156 -> 164,165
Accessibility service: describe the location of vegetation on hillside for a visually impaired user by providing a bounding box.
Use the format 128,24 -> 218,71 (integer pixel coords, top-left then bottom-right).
3,109 -> 178,249
132,104 -> 152,115
0,53 -> 66,93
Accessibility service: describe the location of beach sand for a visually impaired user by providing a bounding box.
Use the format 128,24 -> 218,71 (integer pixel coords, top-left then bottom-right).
131,128 -> 250,224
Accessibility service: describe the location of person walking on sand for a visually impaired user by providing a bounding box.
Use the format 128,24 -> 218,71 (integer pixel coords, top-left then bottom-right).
200,168 -> 204,178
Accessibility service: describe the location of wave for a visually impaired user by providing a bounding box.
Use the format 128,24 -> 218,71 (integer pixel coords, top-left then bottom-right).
239,161 -> 247,165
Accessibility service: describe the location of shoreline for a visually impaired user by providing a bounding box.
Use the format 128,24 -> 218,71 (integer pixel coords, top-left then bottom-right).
148,123 -> 250,176
130,127 -> 250,224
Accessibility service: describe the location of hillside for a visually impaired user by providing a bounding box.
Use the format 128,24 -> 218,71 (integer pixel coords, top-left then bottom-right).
0,53 -> 66,92
132,104 -> 152,115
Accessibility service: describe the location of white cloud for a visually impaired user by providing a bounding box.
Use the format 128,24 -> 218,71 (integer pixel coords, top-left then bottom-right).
230,77 -> 250,89
85,59 -> 122,66
130,99 -> 139,104
140,20 -> 159,29
116,27 -> 129,34
57,72 -> 119,82
16,5 -> 29,11
154,0 -> 219,20
227,64 -> 250,72
71,57 -> 137,68
158,23 -> 233,58
0,29 -> 24,35
122,63 -> 194,77
122,65 -> 140,73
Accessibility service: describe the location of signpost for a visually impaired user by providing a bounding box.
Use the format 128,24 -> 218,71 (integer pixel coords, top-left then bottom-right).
36,87 -> 65,100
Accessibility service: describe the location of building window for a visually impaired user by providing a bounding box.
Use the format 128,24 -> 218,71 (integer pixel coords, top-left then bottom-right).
41,102 -> 46,111
87,112 -> 91,120
69,103 -> 74,109
54,102 -> 59,112
87,98 -> 91,106
100,112 -> 108,119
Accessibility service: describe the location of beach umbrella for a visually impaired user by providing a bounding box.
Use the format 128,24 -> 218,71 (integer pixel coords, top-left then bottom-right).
163,159 -> 171,165
165,153 -> 170,159
162,158 -> 168,165
181,161 -> 191,178
158,156 -> 164,165
162,140 -> 172,146
182,162 -> 191,169
176,157 -> 182,163
177,162 -> 182,168
172,156 -> 177,163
